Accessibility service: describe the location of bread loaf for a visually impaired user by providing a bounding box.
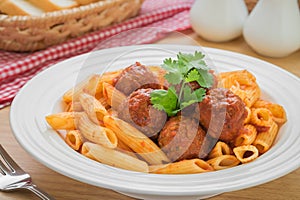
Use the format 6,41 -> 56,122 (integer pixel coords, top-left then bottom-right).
27,0 -> 78,12
0,0 -> 45,16
75,0 -> 100,5
0,0 -> 105,16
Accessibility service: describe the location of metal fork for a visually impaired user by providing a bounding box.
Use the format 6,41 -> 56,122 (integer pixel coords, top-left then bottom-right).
0,145 -> 55,200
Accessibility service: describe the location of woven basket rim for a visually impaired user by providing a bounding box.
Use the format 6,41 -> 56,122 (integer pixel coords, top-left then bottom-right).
0,0 -> 144,52
0,0 -> 142,22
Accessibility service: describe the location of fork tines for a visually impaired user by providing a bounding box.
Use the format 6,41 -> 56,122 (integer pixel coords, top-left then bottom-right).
0,145 -> 23,175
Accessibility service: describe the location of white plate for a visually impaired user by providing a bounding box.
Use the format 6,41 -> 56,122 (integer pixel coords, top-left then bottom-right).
10,45 -> 300,200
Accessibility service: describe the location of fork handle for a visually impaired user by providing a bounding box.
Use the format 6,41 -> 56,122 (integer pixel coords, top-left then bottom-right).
25,185 -> 55,200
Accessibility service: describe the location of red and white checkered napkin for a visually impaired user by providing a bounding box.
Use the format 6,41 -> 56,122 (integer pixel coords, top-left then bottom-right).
0,0 -> 194,109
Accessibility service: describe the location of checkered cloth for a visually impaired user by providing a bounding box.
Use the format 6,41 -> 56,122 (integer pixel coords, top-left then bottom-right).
0,0 -> 194,109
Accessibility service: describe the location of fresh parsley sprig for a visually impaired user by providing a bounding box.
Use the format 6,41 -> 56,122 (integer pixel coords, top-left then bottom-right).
150,51 -> 213,117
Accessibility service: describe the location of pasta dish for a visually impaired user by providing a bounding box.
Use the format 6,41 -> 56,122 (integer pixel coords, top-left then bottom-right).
45,51 -> 287,174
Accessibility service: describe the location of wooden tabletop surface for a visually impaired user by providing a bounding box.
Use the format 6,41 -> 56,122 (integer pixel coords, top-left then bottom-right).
0,29 -> 299,200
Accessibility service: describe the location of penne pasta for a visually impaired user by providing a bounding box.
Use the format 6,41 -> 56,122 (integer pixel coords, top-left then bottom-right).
101,70 -> 122,86
117,139 -> 138,159
253,120 -> 278,154
244,106 -> 251,124
229,82 -> 248,103
97,97 -> 111,110
233,145 -> 259,163
82,142 -> 148,173
208,141 -> 232,159
243,84 -> 261,107
79,93 -> 108,123
62,75 -> 94,104
219,70 -> 256,82
149,159 -> 213,174
219,70 -> 260,107
45,112 -> 82,130
102,82 -> 126,108
234,124 -> 257,146
253,100 -> 287,125
250,108 -> 273,130
82,74 -> 102,98
62,88 -> 76,104
219,70 -> 254,88
65,130 -> 84,151
45,61 -> 288,174
78,113 -> 118,149
103,115 -> 170,165
207,155 -> 240,170
65,101 -> 83,112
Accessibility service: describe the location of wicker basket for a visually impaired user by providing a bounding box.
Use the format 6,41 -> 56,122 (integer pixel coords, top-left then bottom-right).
0,0 -> 144,52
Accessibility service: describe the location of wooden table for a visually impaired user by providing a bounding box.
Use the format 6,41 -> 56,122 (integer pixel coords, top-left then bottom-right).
0,29 -> 299,200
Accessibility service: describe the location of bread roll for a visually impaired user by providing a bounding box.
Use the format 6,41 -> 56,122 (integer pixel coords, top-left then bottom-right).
75,0 -> 100,5
27,0 -> 78,12
0,0 -> 44,16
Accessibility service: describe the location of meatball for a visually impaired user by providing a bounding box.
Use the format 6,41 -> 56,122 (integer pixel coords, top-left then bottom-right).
199,88 -> 247,143
117,88 -> 167,138
158,116 -> 211,162
113,62 -> 161,96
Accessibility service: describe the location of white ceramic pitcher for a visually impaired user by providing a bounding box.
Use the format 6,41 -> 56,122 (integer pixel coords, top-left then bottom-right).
243,0 -> 300,57
190,0 -> 248,42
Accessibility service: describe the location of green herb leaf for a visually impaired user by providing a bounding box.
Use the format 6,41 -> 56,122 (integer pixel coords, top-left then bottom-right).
164,71 -> 182,85
177,51 -> 209,72
150,87 -> 179,117
185,69 -> 201,83
180,85 -> 206,109
150,51 -> 213,117
196,69 -> 214,88
161,58 -> 178,72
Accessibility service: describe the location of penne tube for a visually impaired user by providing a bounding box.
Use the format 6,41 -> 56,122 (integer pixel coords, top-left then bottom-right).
102,82 -> 126,108
78,113 -> 117,149
65,130 -> 84,151
244,84 -> 261,107
117,139 -> 138,159
149,159 -> 214,174
97,97 -> 111,110
62,76 -> 94,104
229,82 -> 248,103
219,70 -> 260,107
219,70 -> 254,89
233,145 -> 259,163
103,115 -> 170,165
207,155 -> 240,170
101,70 -> 122,85
45,112 -> 83,130
244,106 -> 251,124
208,141 -> 232,159
64,102 -> 72,112
250,108 -> 273,130
79,93 -> 109,123
234,124 -> 257,146
82,71 -> 122,100
82,142 -> 148,173
65,101 -> 83,112
83,74 -> 102,98
63,88 -> 76,104
253,120 -> 278,154
253,100 -> 287,125
219,70 -> 256,82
